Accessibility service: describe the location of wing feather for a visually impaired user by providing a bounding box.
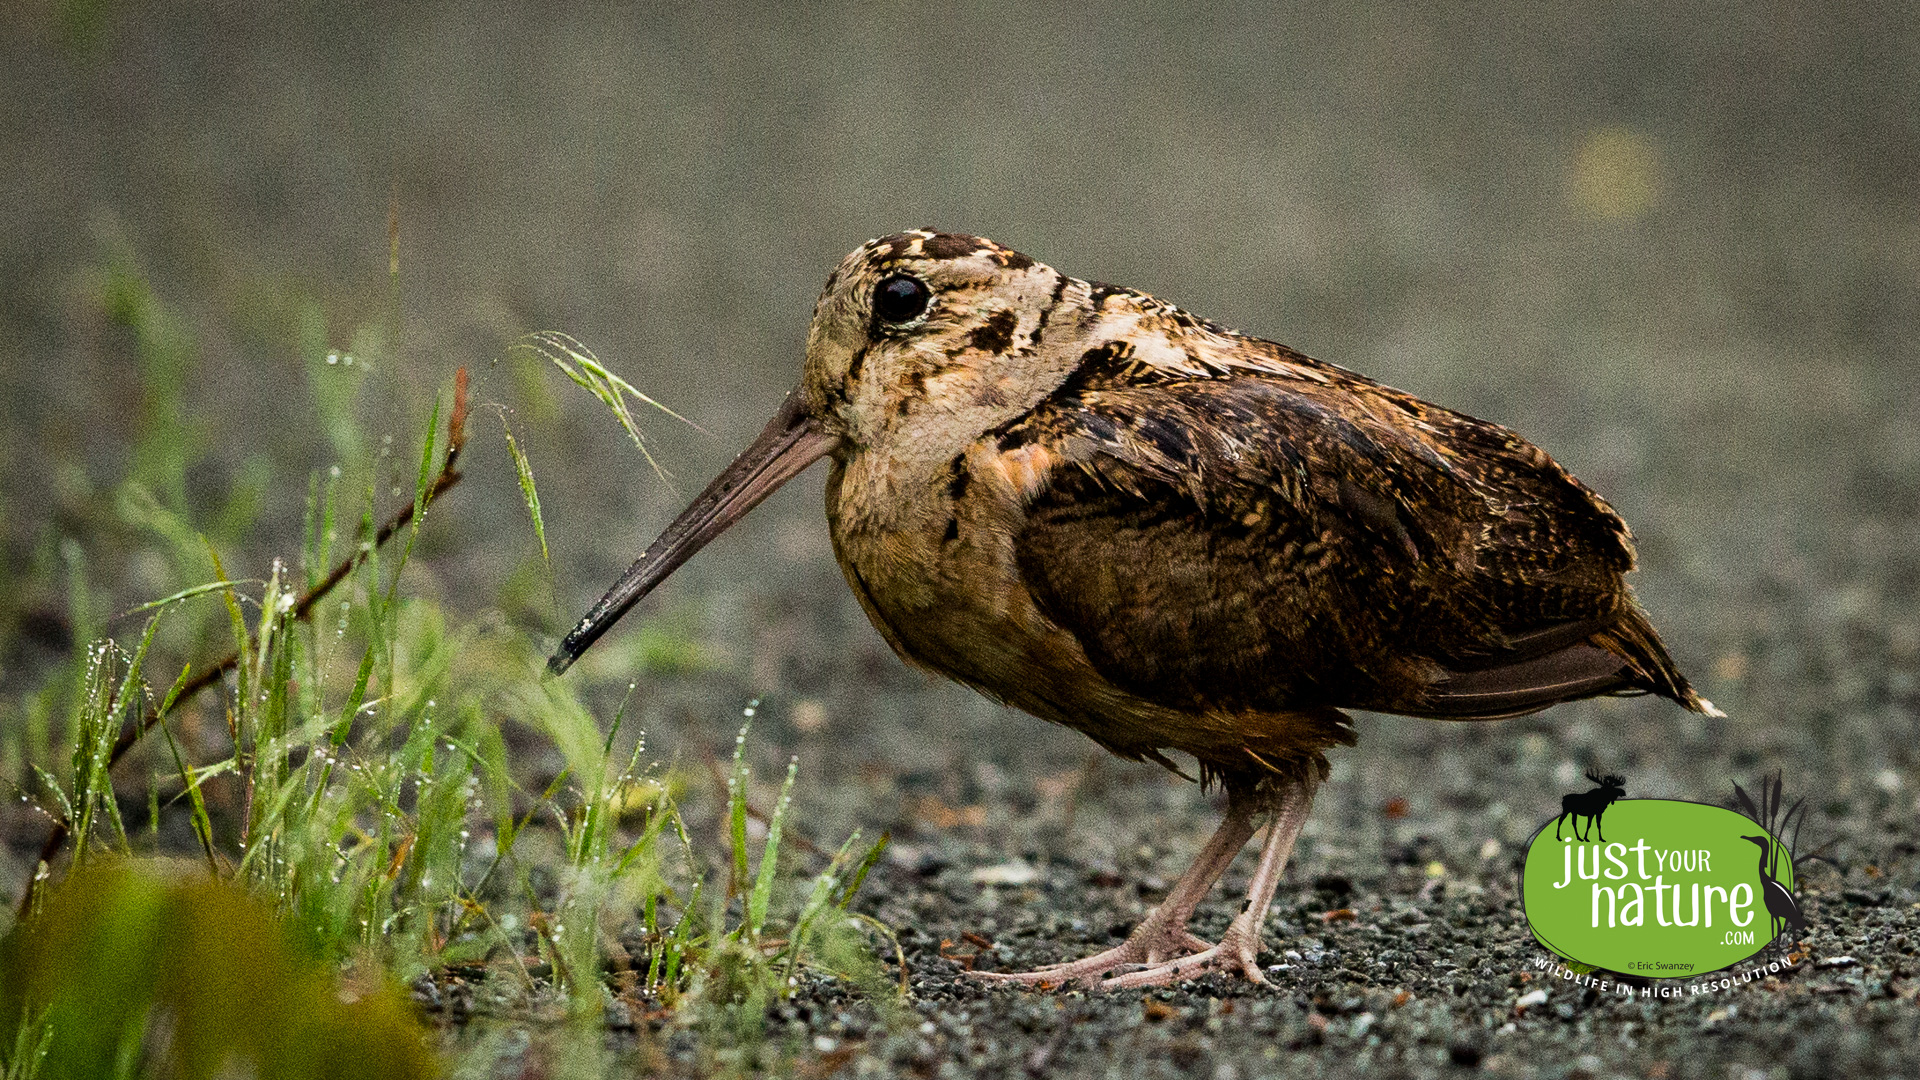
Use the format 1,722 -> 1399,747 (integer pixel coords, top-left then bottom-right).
1005,368 -> 1709,720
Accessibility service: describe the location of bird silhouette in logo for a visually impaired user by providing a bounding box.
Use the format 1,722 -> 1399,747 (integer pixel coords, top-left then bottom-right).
1740,834 -> 1806,945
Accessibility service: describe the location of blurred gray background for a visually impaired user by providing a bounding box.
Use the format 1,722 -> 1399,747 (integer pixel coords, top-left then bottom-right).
3,2 -> 1916,858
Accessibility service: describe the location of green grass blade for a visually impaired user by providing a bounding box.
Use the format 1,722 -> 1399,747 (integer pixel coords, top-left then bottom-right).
726,723 -> 751,902
834,831 -> 890,910
30,765 -> 73,825
121,579 -> 264,617
662,878 -> 699,989
644,893 -> 663,988
412,394 -> 443,518
380,394 -> 443,611
302,469 -> 320,585
157,711 -> 218,874
3,1006 -> 54,1080
156,661 -> 192,718
604,680 -> 637,757
91,613 -> 166,854
200,540 -> 251,739
65,642 -> 115,860
513,330 -> 699,482
62,538 -> 96,667
498,415 -> 548,564
787,833 -> 861,981
746,757 -> 798,940
316,465 -> 340,589
331,646 -> 377,746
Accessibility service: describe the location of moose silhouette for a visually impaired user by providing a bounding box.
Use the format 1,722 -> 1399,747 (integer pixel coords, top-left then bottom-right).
1554,770 -> 1626,843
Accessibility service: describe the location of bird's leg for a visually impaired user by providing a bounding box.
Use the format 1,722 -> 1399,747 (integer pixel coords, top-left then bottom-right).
970,789 -> 1262,986
1100,771 -> 1319,990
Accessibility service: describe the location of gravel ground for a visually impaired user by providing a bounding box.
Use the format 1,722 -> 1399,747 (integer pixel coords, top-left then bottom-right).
415,698 -> 1920,1078
791,757 -> 1917,1080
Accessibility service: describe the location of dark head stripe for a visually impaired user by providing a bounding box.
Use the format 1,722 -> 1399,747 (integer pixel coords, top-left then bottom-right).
866,230 -> 1037,271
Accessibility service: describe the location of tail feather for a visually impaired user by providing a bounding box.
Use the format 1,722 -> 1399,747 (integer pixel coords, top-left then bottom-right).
1414,643 -> 1634,720
1589,603 -> 1723,716
1409,605 -> 1721,720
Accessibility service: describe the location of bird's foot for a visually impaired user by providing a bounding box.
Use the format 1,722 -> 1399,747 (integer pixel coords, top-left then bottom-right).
1095,912 -> 1266,990
969,924 -> 1215,988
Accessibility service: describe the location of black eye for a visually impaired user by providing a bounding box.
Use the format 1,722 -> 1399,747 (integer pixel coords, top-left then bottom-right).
872,275 -> 931,326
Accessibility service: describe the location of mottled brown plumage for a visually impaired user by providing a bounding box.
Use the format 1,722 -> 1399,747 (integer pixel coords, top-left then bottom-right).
551,229 -> 1717,989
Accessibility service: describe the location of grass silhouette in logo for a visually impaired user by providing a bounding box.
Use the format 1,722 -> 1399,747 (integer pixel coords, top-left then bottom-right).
1731,772 -> 1811,952
1555,770 -> 1626,842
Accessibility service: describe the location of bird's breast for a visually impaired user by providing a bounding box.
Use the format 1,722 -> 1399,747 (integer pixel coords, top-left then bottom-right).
822,443 -> 1158,734
825,443 -> 1051,667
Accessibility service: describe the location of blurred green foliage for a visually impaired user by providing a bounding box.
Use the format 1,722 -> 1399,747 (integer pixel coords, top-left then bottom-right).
0,862 -> 436,1080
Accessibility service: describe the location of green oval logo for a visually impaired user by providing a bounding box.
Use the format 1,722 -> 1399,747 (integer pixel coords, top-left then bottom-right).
1521,799 -> 1800,977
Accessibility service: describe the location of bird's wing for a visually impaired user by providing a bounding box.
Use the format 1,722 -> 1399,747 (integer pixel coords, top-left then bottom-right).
1000,358 -> 1702,720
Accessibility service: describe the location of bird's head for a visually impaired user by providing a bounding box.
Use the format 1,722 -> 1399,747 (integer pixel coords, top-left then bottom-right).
797,229 -> 1085,455
548,230 -> 1091,674
1740,835 -> 1771,850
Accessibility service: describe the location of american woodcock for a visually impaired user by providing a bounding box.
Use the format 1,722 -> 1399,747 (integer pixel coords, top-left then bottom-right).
550,229 -> 1720,990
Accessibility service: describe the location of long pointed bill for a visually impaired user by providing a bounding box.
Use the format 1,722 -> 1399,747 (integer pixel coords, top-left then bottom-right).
548,390 -> 839,675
